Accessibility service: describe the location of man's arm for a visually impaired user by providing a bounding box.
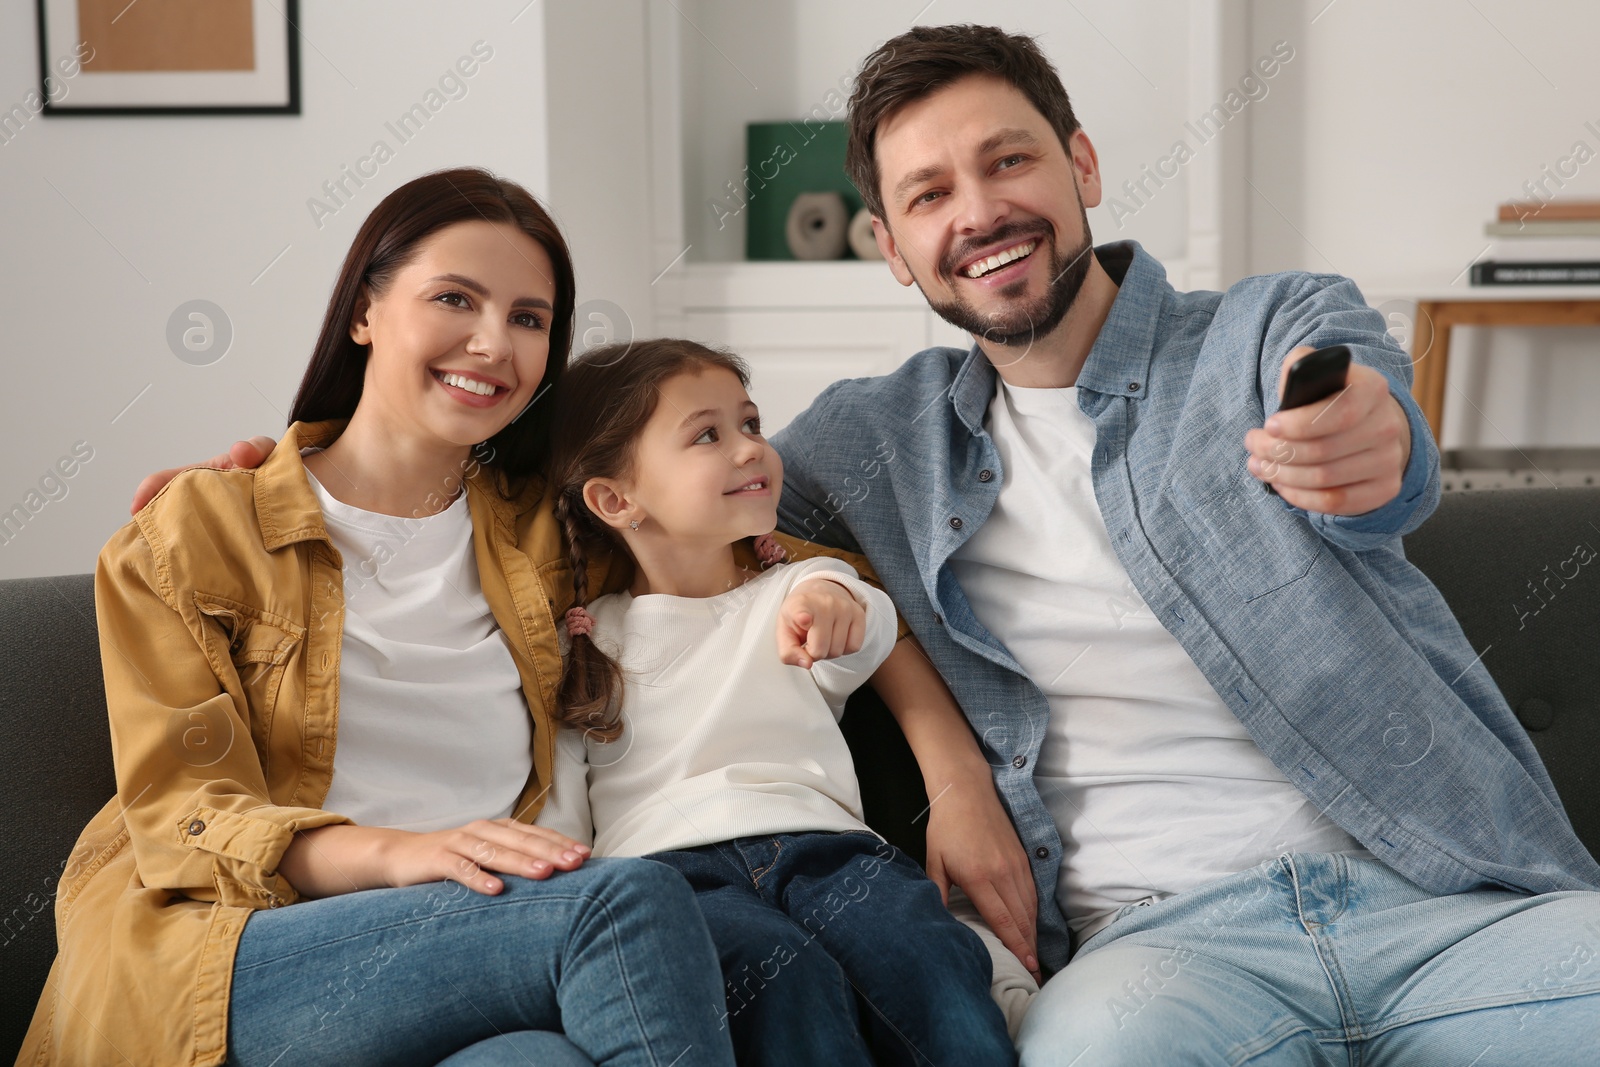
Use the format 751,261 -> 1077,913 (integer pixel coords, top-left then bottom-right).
1243,276 -> 1440,547
131,436 -> 279,514
869,636 -> 1041,982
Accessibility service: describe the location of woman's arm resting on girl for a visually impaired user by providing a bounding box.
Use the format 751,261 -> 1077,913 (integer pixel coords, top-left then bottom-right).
870,637 -> 1042,981
281,819 -> 590,899
101,516 -> 589,907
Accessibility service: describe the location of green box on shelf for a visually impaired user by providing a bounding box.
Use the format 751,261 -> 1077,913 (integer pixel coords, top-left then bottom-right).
743,120 -> 864,260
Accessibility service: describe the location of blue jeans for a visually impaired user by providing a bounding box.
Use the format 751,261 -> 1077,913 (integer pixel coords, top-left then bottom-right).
1017,851 -> 1600,1065
648,830 -> 1015,1067
226,857 -> 735,1066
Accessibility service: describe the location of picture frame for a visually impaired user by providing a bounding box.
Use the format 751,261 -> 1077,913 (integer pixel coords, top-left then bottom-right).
37,0 -> 301,116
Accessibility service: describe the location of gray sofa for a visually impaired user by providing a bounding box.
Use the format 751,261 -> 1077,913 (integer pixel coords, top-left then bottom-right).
3,488 -> 1597,1058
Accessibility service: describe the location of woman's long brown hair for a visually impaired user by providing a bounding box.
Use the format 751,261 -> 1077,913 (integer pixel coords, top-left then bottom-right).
548,338 -> 750,740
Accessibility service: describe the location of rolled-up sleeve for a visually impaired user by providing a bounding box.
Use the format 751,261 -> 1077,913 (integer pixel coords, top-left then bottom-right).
95,525 -> 349,910
1260,275 -> 1442,549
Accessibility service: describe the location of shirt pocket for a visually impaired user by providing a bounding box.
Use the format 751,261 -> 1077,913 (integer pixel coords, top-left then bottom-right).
193,593 -> 306,763
1167,456 -> 1323,603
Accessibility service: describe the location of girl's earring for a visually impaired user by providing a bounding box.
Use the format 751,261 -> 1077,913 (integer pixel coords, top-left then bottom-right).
629,519 -> 641,531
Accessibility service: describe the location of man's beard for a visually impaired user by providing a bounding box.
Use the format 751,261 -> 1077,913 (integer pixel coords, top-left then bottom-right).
922,195 -> 1095,348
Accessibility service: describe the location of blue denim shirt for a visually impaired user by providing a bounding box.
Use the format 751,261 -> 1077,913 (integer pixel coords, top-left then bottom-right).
772,241 -> 1600,976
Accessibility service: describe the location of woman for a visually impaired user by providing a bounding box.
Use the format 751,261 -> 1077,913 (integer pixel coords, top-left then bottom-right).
18,168 -> 735,1067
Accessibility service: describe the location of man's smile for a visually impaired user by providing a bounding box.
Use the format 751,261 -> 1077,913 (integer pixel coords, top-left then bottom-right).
962,239 -> 1038,279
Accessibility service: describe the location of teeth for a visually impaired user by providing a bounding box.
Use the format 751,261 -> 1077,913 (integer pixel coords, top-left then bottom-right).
965,240 -> 1037,279
439,372 -> 498,396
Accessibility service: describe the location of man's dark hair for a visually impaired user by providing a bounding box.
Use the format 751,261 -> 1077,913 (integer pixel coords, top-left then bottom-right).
845,24 -> 1082,221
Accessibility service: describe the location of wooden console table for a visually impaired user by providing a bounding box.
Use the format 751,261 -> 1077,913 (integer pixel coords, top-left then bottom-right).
1409,288 -> 1600,442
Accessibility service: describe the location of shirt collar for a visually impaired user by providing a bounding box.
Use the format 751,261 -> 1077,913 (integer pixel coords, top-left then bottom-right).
949,240 -> 1169,433
254,420 -> 527,551
254,420 -> 340,551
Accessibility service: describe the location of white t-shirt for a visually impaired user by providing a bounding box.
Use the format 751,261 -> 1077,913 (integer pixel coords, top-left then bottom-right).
948,379 -> 1366,939
534,557 -> 895,857
306,469 -> 533,833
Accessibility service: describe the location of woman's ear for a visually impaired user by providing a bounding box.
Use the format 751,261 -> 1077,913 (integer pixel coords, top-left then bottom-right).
349,285 -> 374,346
582,477 -> 640,533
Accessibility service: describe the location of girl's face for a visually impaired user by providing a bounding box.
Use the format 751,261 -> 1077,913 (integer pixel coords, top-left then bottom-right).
619,366 -> 783,547
349,219 -> 557,452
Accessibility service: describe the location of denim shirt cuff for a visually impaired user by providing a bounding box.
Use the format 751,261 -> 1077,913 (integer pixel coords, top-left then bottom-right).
1288,371 -> 1436,542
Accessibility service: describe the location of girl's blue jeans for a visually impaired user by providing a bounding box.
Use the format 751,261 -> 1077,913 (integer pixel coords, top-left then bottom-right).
648,829 -> 1016,1067
225,857 -> 736,1066
1018,851 -> 1600,1065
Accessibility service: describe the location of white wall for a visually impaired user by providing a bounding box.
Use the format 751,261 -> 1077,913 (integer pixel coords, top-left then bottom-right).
0,1 -> 550,579
1250,0 -> 1600,450
545,0 -> 657,347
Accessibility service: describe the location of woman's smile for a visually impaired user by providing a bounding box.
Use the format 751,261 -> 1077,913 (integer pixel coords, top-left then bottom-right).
431,367 -> 514,409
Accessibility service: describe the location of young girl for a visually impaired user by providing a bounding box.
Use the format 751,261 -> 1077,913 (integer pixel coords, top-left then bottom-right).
19,170 -> 737,1067
536,339 -> 1019,1066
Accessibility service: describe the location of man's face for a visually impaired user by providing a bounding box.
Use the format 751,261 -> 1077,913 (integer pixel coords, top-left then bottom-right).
870,74 -> 1103,347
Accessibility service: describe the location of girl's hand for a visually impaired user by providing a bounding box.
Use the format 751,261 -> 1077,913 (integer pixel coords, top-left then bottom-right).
777,578 -> 866,669
382,819 -> 591,895
925,775 -> 1041,982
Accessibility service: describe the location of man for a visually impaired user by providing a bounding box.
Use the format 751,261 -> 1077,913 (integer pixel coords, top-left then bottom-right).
136,24 -> 1600,1063
770,23 -> 1599,1065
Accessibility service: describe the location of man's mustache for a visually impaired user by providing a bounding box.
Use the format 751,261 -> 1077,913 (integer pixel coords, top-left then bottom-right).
940,222 -> 1054,277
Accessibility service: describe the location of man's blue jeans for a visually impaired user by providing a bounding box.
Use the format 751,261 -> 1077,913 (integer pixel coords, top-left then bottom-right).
648,830 -> 1015,1067
1017,851 -> 1600,1065
225,857 -> 735,1066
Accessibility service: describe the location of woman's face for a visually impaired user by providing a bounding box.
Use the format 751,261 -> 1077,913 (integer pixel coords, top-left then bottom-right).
349,219 -> 557,452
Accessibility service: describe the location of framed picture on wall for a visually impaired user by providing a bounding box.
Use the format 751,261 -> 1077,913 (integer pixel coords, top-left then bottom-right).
37,0 -> 300,115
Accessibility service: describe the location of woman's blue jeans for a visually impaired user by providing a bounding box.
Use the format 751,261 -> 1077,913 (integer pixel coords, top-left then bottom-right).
225,857 -> 736,1066
1017,851 -> 1600,1065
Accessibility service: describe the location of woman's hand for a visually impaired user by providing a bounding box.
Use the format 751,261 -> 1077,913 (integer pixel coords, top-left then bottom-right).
776,577 -> 866,669
382,819 -> 592,895
282,819 -> 591,899
925,774 -> 1041,982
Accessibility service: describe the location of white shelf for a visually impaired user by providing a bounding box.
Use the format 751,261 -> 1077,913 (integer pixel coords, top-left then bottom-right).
668,260 -> 924,311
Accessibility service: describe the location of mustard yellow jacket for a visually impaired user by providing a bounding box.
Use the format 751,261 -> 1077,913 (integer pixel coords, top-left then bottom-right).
20,420 -> 877,1066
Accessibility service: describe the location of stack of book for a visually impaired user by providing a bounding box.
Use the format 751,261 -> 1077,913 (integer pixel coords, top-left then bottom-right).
1471,200 -> 1600,286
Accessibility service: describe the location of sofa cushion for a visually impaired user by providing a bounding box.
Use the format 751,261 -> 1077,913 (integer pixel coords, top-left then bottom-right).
1400,488 -> 1599,862
0,573 -> 115,1057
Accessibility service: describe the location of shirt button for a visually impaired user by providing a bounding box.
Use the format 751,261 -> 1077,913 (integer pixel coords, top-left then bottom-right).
1129,382 -> 1141,392
1012,755 -> 1027,769
949,516 -> 963,530
1035,846 -> 1050,859
978,469 -> 994,483
933,612 -> 944,625
187,819 -> 206,836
